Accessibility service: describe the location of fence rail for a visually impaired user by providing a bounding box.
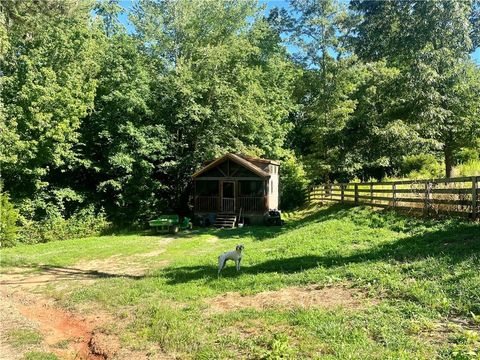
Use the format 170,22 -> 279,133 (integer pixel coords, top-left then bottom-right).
309,176 -> 479,219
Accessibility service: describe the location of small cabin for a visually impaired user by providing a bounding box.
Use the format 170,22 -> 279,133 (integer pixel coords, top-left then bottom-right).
193,153 -> 280,225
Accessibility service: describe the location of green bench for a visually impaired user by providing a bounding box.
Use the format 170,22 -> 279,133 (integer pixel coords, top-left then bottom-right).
149,215 -> 192,234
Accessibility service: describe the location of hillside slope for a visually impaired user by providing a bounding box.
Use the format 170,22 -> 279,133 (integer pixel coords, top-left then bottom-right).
1,205 -> 479,359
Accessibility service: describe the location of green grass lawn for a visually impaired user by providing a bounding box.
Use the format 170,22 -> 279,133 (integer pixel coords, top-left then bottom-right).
1,205 -> 479,359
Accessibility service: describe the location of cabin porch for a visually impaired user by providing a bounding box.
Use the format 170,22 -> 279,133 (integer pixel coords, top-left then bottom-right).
194,179 -> 268,214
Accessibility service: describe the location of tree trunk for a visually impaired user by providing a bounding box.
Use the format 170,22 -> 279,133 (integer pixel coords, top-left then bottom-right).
444,144 -> 453,178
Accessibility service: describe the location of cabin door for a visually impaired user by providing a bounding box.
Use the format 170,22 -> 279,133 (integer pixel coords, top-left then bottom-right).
221,181 -> 235,213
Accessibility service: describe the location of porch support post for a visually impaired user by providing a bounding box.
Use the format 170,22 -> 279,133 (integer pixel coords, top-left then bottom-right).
472,176 -> 478,220
218,180 -> 222,212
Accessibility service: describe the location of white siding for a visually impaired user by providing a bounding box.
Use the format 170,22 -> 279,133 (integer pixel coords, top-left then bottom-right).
267,164 -> 279,209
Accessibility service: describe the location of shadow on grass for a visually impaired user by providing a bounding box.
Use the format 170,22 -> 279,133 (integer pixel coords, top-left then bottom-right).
175,202 -> 450,242
170,204 -> 356,242
4,205 -> 478,289
0,265 -> 144,286
159,220 -> 480,285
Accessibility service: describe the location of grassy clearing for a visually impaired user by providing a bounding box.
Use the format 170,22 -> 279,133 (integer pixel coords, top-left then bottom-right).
0,234 -> 168,267
1,205 -> 479,359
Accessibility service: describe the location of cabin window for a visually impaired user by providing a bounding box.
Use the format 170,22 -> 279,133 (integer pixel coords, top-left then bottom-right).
195,181 -> 219,196
270,179 -> 273,194
239,180 -> 263,196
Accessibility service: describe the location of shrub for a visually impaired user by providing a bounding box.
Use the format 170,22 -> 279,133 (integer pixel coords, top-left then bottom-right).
17,205 -> 110,245
454,147 -> 479,165
0,191 -> 20,247
452,159 -> 480,177
399,154 -> 443,179
280,154 -> 309,210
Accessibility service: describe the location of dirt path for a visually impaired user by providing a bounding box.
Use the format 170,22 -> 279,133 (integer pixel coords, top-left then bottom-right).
0,247 -> 174,359
0,288 -> 106,359
0,287 -> 171,359
0,241 -> 172,289
207,284 -> 377,313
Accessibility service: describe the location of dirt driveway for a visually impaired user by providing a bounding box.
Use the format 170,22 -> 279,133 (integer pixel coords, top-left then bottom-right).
0,247 -> 173,360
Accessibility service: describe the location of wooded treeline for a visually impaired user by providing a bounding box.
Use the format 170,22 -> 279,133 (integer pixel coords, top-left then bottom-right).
1,0 -> 479,243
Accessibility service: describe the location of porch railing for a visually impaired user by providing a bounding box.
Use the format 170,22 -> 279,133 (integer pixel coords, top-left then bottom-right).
222,198 -> 235,213
238,196 -> 264,213
195,196 -> 266,213
195,196 -> 218,212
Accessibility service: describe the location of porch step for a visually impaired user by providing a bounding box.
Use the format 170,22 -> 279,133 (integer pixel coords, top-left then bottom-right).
214,214 -> 237,228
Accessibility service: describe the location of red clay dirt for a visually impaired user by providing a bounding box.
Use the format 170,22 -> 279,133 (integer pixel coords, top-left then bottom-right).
0,249 -> 174,359
3,289 -> 107,360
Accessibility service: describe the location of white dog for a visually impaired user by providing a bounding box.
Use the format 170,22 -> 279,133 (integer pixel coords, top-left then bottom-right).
218,245 -> 244,275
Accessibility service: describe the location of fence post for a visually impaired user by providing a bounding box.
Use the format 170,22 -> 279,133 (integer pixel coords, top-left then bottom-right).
424,181 -> 430,216
392,183 -> 397,208
370,183 -> 373,204
473,176 -> 478,220
354,183 -> 359,205
341,184 -> 344,203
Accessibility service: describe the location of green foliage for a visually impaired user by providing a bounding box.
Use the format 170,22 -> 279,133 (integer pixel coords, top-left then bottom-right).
0,190 -> 20,247
350,0 -> 480,178
1,0 -> 479,240
261,333 -> 295,360
454,145 -> 480,165
274,0 -> 361,181
79,28 -> 168,223
333,61 -> 425,181
399,154 -> 443,179
450,330 -> 480,360
279,154 -> 308,210
280,0 -> 480,182
132,0 -> 296,212
18,205 -> 109,245
1,206 -> 479,358
453,160 -> 480,177
1,1 -> 100,202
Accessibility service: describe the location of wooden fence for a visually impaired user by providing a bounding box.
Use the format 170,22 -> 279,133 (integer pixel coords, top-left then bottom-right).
309,176 -> 479,219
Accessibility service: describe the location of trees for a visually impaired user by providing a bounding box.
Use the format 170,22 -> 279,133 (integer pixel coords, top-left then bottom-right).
1,0 -> 479,237
76,2 -> 168,224
1,0 -> 100,216
350,0 -> 480,177
132,0 -> 296,212
270,0 -> 361,182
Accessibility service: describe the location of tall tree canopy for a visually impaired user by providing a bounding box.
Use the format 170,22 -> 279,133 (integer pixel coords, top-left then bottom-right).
131,0 -> 296,212
350,0 -> 480,177
1,0 -> 479,234
269,0 -> 361,181
78,2 -> 168,224
1,0 -> 100,217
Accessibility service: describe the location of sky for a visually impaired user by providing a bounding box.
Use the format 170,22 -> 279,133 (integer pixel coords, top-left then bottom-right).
117,0 -> 480,65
